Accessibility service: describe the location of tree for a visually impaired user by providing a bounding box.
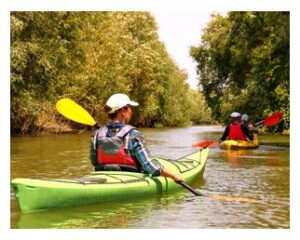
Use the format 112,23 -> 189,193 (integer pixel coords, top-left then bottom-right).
190,12 -> 289,128
11,11 -> 212,134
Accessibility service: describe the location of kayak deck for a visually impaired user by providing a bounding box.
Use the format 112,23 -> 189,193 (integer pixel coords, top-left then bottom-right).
11,148 -> 209,213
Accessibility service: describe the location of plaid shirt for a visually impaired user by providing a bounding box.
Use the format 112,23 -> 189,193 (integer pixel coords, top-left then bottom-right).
90,126 -> 163,176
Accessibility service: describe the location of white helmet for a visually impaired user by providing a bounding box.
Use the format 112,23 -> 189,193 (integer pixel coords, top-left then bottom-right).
241,114 -> 249,122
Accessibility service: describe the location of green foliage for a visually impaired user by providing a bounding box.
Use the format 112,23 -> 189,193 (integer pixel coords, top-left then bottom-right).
11,11 -> 211,134
190,12 -> 289,129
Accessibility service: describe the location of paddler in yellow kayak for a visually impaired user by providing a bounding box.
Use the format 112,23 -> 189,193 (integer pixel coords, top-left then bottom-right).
90,93 -> 183,182
241,113 -> 258,134
219,112 -> 254,142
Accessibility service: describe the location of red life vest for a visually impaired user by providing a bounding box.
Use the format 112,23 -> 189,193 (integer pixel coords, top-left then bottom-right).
95,125 -> 140,170
228,124 -> 246,140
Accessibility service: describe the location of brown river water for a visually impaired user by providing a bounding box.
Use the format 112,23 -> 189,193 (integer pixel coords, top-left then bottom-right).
10,126 -> 289,229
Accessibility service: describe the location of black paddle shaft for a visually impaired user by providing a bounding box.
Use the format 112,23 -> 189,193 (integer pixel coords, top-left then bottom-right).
176,181 -> 204,196
93,123 -> 101,129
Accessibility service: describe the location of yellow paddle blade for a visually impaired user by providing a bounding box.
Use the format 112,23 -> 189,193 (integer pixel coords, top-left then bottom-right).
211,194 -> 259,203
56,98 -> 96,126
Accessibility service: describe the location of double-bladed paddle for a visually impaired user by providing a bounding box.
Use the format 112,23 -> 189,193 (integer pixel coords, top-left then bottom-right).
56,98 -> 259,203
192,140 -> 220,148
193,112 -> 283,148
254,111 -> 283,127
56,98 -> 100,128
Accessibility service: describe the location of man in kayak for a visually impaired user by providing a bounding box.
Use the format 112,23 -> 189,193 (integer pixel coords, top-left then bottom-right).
90,93 -> 183,182
219,112 -> 254,142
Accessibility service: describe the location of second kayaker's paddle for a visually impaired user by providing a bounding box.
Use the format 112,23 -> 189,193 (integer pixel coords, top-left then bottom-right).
254,111 -> 283,128
56,98 -> 100,128
193,112 -> 283,148
192,140 -> 219,148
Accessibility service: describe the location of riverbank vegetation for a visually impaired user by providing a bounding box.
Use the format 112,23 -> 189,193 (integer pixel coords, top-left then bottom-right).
11,11 -> 289,134
11,12 -> 212,134
190,12 -> 289,130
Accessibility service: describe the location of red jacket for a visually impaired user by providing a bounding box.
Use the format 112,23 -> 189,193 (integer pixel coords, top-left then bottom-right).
228,124 -> 247,140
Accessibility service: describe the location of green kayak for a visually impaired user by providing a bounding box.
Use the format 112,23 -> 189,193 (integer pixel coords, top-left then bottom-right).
11,148 -> 209,213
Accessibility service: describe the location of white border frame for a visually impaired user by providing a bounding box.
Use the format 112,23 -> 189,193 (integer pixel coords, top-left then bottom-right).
1,1 -> 298,240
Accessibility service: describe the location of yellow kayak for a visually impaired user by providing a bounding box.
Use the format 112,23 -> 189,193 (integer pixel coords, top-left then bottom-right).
220,135 -> 259,150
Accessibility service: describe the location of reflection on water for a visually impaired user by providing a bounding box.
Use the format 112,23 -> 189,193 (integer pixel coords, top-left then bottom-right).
11,126 -> 289,228
16,193 -> 188,229
223,148 -> 285,167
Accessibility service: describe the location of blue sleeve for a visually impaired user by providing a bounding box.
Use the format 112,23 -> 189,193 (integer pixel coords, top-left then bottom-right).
90,132 -> 97,166
127,130 -> 163,176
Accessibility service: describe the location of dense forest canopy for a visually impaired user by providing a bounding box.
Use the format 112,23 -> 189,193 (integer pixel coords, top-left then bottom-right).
11,11 -> 289,134
190,12 -> 289,128
11,12 -> 211,134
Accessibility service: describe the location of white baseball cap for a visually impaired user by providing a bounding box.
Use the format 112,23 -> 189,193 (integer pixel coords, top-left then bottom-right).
105,93 -> 139,114
230,112 -> 241,118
